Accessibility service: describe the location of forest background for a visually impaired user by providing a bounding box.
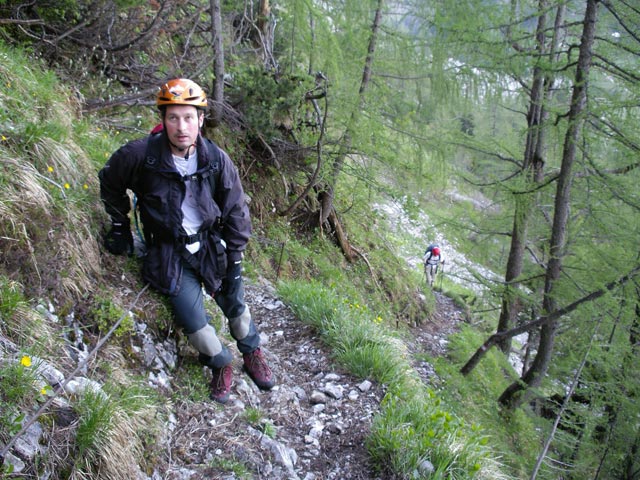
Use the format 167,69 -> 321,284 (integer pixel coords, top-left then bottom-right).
0,0 -> 639,479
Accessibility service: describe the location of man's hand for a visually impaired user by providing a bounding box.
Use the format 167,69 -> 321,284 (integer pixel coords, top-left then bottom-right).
104,220 -> 133,255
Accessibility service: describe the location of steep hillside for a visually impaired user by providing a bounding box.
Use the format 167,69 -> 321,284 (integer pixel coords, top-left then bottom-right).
0,42 -> 528,480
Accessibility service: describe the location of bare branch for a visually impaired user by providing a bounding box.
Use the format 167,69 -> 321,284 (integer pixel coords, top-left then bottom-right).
460,265 -> 640,376
0,18 -> 43,25
601,0 -> 640,44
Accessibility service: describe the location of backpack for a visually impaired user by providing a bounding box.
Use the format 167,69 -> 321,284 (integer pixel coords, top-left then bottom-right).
425,243 -> 438,256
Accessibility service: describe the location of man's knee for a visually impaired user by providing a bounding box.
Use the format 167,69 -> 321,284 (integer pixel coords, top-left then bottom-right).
187,324 -> 223,358
229,306 -> 252,340
188,325 -> 233,368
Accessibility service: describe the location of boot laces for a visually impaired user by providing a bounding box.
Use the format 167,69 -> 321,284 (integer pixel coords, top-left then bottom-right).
212,365 -> 231,393
247,348 -> 271,376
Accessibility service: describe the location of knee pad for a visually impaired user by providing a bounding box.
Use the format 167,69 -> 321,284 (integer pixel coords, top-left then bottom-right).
187,324 -> 223,358
228,306 -> 252,340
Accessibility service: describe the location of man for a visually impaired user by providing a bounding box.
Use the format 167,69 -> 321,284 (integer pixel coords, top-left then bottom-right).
423,243 -> 444,287
99,78 -> 275,403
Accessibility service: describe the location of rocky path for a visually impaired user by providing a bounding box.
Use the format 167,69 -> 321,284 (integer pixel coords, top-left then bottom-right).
157,279 -> 384,480
157,280 -> 463,480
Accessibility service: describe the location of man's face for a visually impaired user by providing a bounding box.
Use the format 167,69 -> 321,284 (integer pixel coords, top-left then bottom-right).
163,105 -> 203,155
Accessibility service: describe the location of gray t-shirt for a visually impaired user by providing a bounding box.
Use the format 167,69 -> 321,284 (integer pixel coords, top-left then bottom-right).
173,150 -> 203,254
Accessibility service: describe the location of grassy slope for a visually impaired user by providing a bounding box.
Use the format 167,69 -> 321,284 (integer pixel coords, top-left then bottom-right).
0,41 -> 547,479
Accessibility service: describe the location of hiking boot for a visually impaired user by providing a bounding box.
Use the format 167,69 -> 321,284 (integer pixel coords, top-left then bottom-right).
243,348 -> 275,390
210,364 -> 233,404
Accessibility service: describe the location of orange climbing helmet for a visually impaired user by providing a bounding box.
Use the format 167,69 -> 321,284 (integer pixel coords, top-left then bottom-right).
156,78 -> 207,108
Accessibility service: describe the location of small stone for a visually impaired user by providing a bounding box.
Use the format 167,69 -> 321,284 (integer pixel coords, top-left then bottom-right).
326,422 -> 344,434
3,452 -> 25,473
357,380 -> 372,392
418,459 -> 435,475
310,390 -> 327,404
307,420 -> 324,439
322,383 -> 344,399
292,386 -> 307,401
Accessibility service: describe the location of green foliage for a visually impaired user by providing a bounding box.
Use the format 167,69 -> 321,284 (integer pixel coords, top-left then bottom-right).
0,278 -> 55,347
437,326 -> 546,477
172,362 -> 210,403
1,0 -> 639,477
278,279 -> 409,386
0,276 -> 25,323
208,455 -> 251,478
31,1 -> 82,23
90,292 -> 135,338
74,122 -> 128,169
243,407 -> 276,438
71,381 -> 163,476
227,63 -> 314,140
74,389 -> 117,457
0,354 -> 43,436
368,391 -> 500,479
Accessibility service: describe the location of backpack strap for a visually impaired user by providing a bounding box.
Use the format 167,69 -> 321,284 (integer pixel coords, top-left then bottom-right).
135,133 -> 223,248
144,132 -> 222,199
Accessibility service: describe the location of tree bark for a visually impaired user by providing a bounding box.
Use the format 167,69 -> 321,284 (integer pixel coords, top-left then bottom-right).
499,0 -> 600,410
316,0 -> 383,260
210,0 -> 225,126
329,0 -> 383,188
530,316 -> 599,480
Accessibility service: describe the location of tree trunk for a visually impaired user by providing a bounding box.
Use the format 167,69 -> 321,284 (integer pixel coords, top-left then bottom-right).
257,0 -> 276,70
329,0 -> 383,188
530,331 -> 593,480
499,0 -> 600,410
496,0 -> 562,354
210,0 -> 224,126
460,266 -> 640,376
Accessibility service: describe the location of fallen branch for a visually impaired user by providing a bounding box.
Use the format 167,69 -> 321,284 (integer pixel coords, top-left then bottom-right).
352,245 -> 381,291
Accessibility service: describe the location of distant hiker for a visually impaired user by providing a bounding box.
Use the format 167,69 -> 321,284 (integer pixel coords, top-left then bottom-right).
423,243 -> 444,287
99,78 -> 275,404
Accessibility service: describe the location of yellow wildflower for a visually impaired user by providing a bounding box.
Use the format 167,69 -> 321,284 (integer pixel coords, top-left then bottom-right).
1,135 -> 6,141
83,184 -> 88,189
64,183 -> 70,189
20,355 -> 32,367
47,166 -> 54,173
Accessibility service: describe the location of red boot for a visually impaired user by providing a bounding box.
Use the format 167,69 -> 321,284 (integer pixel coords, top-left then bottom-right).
210,364 -> 233,404
243,348 -> 275,390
